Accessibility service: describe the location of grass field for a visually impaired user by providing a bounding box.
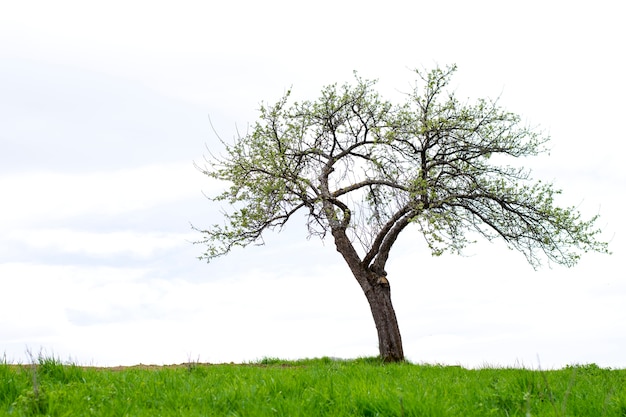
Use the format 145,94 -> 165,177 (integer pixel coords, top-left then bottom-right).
2,356 -> 625,416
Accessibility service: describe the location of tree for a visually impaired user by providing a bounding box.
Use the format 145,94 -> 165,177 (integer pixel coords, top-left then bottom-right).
195,65 -> 609,362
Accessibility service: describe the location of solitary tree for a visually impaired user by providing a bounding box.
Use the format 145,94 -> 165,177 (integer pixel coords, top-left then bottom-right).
195,65 -> 608,362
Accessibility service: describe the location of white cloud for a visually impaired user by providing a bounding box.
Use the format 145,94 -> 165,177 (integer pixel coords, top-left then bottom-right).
8,229 -> 194,258
3,246 -> 624,368
0,259 -> 377,365
0,163 -> 214,227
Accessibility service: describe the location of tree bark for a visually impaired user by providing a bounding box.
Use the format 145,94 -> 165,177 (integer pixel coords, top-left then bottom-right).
363,272 -> 404,362
331,228 -> 405,362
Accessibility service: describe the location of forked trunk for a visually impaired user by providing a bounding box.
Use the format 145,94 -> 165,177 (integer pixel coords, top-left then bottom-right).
331,228 -> 404,362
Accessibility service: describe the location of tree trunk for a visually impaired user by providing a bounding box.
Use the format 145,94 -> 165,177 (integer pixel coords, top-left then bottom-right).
361,270 -> 404,362
331,228 -> 405,362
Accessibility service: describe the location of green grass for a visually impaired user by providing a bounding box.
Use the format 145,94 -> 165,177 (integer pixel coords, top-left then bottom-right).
1,355 -> 625,416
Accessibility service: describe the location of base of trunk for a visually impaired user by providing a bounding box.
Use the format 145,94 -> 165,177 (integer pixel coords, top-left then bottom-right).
365,276 -> 404,362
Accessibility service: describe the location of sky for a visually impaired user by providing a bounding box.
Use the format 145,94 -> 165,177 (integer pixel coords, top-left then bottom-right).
1,1 -> 624,369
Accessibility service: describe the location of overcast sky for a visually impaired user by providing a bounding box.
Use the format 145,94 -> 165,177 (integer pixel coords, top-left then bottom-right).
1,1 -> 624,369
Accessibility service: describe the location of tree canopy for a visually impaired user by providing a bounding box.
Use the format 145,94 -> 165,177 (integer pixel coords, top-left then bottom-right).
197,65 -> 607,269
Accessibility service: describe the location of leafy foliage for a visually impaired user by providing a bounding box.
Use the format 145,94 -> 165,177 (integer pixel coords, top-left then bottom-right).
196,65 -> 608,269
